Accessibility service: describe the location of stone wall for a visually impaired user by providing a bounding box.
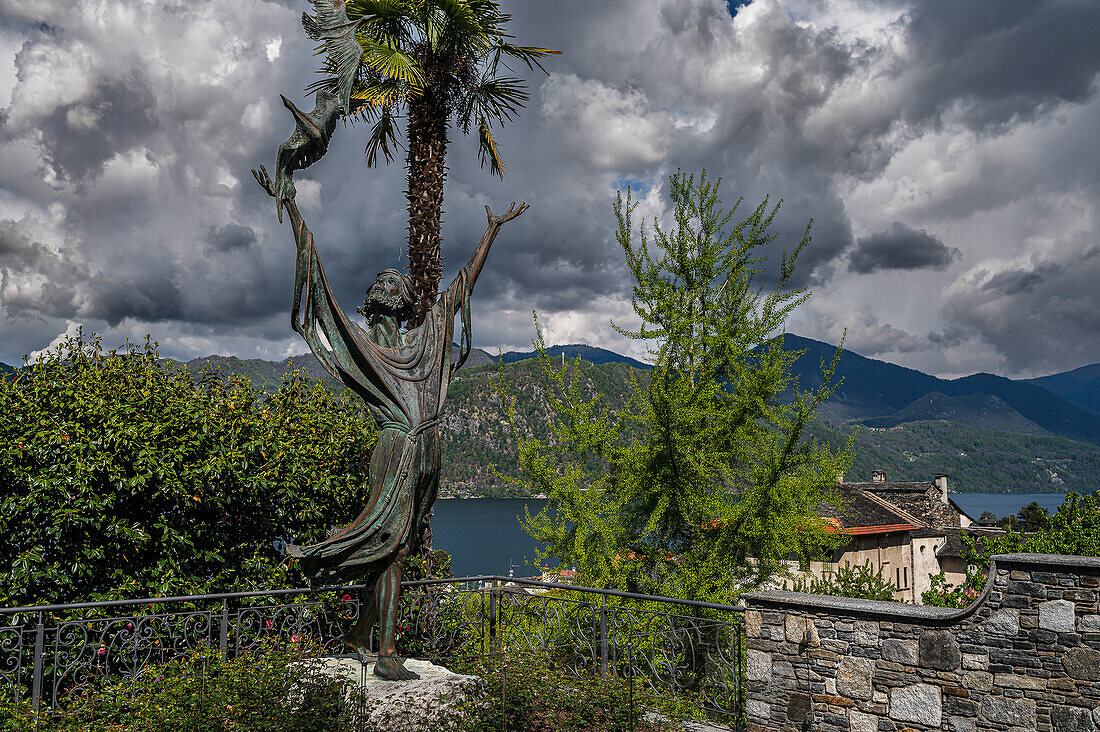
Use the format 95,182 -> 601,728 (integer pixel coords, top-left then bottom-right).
741,554 -> 1100,732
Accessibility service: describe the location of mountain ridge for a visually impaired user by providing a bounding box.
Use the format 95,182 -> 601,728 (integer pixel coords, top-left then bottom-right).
858,391 -> 1049,435
9,340 -> 1100,494
778,334 -> 1100,444
1028,363 -> 1100,416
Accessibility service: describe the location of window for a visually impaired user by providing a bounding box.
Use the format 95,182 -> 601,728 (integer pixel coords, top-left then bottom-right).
896,567 -> 910,589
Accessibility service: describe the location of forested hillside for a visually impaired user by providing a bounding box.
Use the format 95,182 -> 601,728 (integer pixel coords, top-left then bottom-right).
440,358 -> 643,496
809,420 -> 1100,494
164,349 -> 1100,496
439,359 -> 1100,496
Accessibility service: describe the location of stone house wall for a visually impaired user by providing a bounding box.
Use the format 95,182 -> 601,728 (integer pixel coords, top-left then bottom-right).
741,553 -> 1100,732
912,536 -> 945,600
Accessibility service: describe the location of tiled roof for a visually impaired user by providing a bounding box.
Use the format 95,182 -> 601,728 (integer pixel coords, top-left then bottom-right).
843,481 -> 935,492
821,485 -> 920,533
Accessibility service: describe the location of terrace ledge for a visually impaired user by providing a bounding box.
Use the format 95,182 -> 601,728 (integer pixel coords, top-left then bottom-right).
740,552 -> 1100,625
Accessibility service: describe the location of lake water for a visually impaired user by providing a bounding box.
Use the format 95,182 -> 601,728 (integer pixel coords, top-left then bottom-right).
432,498 -> 551,578
432,493 -> 1075,577
950,493 -> 1068,521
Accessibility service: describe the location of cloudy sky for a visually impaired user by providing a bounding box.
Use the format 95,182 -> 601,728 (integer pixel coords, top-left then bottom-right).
1,0 -> 1098,379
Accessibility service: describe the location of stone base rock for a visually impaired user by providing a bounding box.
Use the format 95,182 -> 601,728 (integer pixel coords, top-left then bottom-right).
304,657 -> 486,731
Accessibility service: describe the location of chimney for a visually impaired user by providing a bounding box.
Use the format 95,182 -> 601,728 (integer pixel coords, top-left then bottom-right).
836,473 -> 845,484
934,474 -> 948,504
872,470 -> 886,482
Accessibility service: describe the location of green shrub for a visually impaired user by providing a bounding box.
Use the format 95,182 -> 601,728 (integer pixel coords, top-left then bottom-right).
0,641 -> 353,731
784,562 -> 898,601
921,571 -> 969,608
447,652 -> 685,732
0,331 -> 376,606
924,491 -> 1100,608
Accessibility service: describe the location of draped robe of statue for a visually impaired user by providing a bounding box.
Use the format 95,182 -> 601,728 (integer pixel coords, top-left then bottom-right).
286,227 -> 472,585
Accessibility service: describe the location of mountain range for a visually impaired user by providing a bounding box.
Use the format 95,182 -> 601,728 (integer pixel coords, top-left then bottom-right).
777,335 -> 1100,444
6,337 -> 1100,441
8,336 -> 1100,494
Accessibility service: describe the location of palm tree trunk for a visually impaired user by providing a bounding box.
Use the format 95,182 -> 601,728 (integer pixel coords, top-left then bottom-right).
405,88 -> 449,328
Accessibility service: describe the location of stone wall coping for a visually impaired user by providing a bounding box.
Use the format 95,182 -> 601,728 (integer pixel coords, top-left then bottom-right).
740,552 -> 1099,623
993,552 -> 1100,570
739,590 -> 970,623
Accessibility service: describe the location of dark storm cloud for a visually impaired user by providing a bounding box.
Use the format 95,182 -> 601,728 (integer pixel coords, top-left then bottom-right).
31,76 -> 159,183
2,0 -> 1099,377
902,1 -> 1100,130
941,246 -> 1100,375
848,222 -> 960,274
0,219 -> 43,268
83,273 -> 183,326
205,223 -> 257,253
981,263 -> 1062,297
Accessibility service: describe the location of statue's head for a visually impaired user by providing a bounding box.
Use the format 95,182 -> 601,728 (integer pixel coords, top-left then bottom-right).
358,268 -> 416,326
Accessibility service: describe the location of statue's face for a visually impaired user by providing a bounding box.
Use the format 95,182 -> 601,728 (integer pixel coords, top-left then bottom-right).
360,271 -> 413,323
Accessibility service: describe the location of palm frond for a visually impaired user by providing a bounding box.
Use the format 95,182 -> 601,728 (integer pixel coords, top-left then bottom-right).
491,41 -> 561,75
361,39 -> 425,89
350,0 -> 412,50
346,0 -> 406,21
464,75 -> 528,128
477,117 -> 506,179
435,0 -> 476,25
365,105 -> 404,167
352,78 -> 408,112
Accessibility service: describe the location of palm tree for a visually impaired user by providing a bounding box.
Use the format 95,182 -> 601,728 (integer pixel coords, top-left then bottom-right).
306,0 -> 559,325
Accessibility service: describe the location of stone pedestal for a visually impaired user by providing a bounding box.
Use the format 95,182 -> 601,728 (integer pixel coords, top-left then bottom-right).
308,657 -> 486,730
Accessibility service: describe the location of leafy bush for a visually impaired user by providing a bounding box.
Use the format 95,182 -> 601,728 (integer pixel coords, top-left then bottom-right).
0,331 -> 376,606
923,491 -> 1100,608
921,571 -> 970,608
981,492 -> 1100,559
784,562 -> 898,601
0,641 -> 353,732
447,652 -> 684,732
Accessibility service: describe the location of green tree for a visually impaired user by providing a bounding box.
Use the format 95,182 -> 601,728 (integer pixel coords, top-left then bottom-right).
983,492 -> 1100,562
0,331 -> 376,606
1015,500 -> 1049,532
785,562 -> 897,602
495,171 -> 850,604
924,491 -> 1100,607
313,0 -> 558,323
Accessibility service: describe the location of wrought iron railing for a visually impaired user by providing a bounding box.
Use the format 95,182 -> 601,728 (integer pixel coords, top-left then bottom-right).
0,576 -> 745,726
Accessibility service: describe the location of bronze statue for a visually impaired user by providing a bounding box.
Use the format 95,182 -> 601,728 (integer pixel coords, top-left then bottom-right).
252,163 -> 525,679
254,0 -> 529,680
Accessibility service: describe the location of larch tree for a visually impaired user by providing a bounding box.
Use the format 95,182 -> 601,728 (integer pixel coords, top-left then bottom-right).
495,171 -> 852,604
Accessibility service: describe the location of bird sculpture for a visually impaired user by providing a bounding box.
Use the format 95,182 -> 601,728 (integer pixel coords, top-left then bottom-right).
273,0 -> 366,220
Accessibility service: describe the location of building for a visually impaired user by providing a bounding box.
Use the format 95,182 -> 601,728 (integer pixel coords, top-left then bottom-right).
785,471 -> 987,603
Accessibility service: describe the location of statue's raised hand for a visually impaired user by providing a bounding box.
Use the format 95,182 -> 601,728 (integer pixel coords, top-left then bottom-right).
252,164 -> 297,222
252,165 -> 276,198
485,202 -> 530,226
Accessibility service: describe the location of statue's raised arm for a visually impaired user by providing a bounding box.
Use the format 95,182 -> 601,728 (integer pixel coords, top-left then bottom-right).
251,164 -> 326,350
452,201 -> 529,298
252,164 -> 310,249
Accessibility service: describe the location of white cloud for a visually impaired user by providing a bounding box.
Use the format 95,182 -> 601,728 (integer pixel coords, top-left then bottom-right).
0,0 -> 1097,383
